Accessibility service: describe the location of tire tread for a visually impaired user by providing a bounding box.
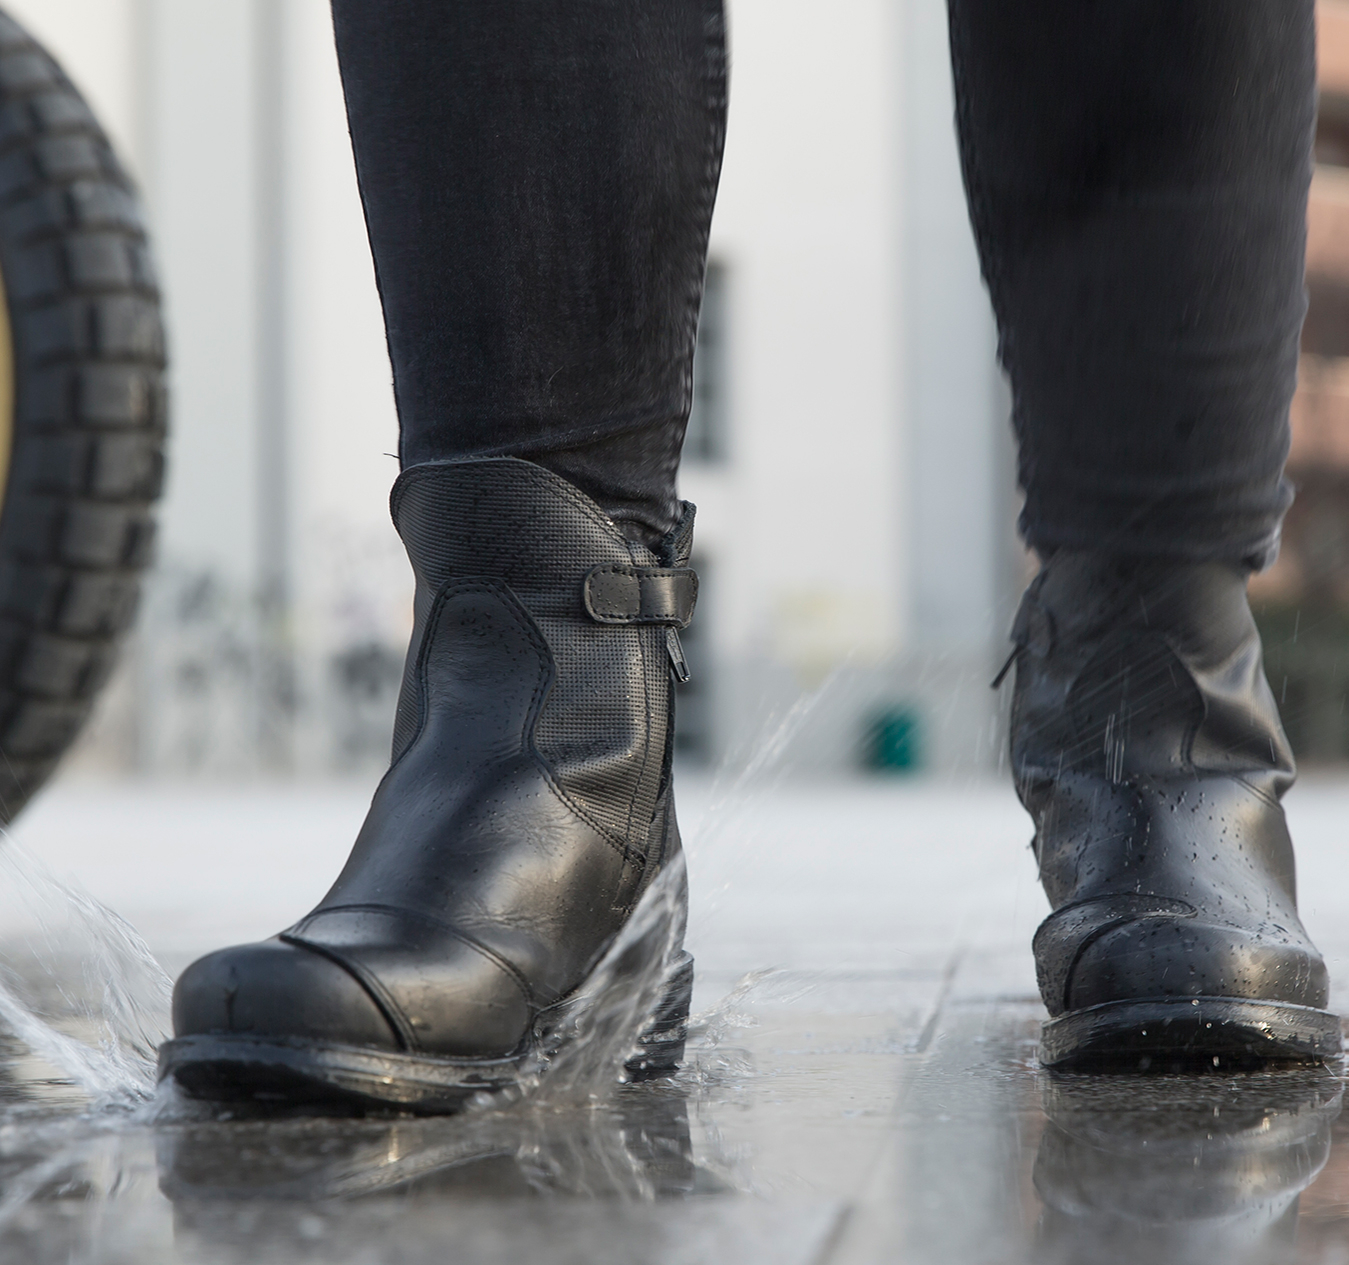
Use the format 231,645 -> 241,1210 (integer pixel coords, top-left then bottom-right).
0,13 -> 164,820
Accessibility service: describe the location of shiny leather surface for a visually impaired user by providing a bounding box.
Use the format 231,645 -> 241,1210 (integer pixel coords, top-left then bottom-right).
1010,552 -> 1328,1018
173,458 -> 691,1059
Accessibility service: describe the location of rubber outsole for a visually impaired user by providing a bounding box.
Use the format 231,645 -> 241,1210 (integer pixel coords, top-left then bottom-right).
159,952 -> 695,1114
1040,996 -> 1343,1069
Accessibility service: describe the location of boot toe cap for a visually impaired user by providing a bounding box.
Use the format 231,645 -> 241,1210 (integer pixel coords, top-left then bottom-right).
171,938 -> 401,1050
1062,917 -> 1329,1014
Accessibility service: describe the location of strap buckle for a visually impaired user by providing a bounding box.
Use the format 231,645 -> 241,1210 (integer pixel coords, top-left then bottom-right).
583,565 -> 698,628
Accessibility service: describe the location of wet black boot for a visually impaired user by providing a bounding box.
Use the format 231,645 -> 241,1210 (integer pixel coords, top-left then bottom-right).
1008,552 -> 1341,1067
160,458 -> 698,1111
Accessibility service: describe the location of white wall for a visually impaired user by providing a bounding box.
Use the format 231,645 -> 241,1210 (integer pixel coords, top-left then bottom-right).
893,0 -> 1015,775
686,0 -> 1011,774
903,0 -> 1007,653
143,1 -> 264,593
278,0 -> 408,770
687,0 -> 905,678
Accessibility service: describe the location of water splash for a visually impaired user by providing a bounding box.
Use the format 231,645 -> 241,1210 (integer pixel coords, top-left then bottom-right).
704,673 -> 840,817
684,673 -> 840,921
0,685 -> 839,1121
688,968 -> 780,1049
536,861 -> 686,1099
0,838 -> 171,1108
456,858 -> 689,1112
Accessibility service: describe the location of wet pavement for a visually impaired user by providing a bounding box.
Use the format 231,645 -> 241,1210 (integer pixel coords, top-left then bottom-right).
1,771 -> 1349,1262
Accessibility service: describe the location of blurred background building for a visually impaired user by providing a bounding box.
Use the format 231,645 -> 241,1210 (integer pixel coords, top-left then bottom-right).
0,0 -> 1021,783
19,0 -> 1349,784
1251,0 -> 1349,766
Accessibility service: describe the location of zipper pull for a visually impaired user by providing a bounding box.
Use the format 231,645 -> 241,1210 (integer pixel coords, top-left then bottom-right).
666,627 -> 690,683
990,645 -> 1018,690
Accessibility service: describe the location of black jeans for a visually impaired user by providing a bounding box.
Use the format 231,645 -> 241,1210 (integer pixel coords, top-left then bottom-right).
331,0 -> 1314,565
330,0 -> 726,545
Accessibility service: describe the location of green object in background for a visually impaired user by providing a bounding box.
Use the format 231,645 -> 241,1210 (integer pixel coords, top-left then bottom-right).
869,708 -> 922,773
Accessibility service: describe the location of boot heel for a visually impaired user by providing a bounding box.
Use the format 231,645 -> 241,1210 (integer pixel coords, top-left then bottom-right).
625,952 -> 694,1080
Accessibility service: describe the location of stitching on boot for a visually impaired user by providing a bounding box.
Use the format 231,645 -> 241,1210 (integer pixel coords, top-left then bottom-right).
275,934 -> 419,1054
390,577 -> 553,775
391,463 -> 669,867
582,565 -> 698,626
392,458 -> 641,555
288,903 -> 538,1011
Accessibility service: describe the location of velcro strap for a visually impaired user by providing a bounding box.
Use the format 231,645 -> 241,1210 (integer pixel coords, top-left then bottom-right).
583,565 -> 698,628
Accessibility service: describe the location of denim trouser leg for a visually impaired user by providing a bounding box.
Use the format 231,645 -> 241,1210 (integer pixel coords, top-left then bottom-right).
329,0 -> 728,544
334,1 -> 1314,566
948,1 -> 1316,567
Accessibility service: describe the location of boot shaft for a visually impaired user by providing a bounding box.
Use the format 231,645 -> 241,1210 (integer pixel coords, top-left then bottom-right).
390,457 -> 696,861
1010,552 -> 1294,794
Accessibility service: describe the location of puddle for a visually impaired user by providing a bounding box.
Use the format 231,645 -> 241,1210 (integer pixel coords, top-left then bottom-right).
888,995 -> 1349,1265
7,681 -> 1349,1261
0,840 -> 788,1263
0,672 -> 846,1120
0,694 -> 846,1264
1034,1067 -> 1342,1264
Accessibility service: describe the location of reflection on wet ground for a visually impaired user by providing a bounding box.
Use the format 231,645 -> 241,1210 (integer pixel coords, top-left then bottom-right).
7,777 -> 1349,1260
1037,1067 -> 1338,1263
0,966 -> 882,1264
1,965 -> 1349,1262
884,998 -> 1349,1265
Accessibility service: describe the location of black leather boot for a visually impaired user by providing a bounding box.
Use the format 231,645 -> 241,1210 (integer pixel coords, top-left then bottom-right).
1008,552 -> 1341,1067
159,458 -> 698,1111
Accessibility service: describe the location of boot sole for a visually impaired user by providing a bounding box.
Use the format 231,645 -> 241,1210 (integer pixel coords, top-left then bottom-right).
1040,996 -> 1343,1069
159,953 -> 694,1114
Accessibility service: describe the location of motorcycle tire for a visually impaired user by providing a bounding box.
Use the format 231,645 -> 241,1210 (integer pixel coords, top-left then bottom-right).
0,10 -> 166,823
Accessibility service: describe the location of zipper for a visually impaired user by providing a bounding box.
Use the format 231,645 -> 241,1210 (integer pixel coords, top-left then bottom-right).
666,627 -> 690,683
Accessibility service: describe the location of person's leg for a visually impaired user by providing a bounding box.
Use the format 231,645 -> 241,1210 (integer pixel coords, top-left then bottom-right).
331,0 -> 726,546
162,0 -> 727,1109
949,0 -> 1309,567
949,1 -> 1338,1064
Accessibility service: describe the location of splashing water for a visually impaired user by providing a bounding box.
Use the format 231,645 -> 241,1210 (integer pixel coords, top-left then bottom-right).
490,682 -> 849,1108
683,673 -> 840,919
703,673 -> 840,821
467,857 -> 688,1110
0,838 -> 171,1108
0,833 -> 733,1122
0,679 -> 842,1122
472,684 -> 848,1110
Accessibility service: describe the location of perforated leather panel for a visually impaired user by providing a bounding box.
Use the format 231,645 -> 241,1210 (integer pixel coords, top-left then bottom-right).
389,457 -> 694,850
